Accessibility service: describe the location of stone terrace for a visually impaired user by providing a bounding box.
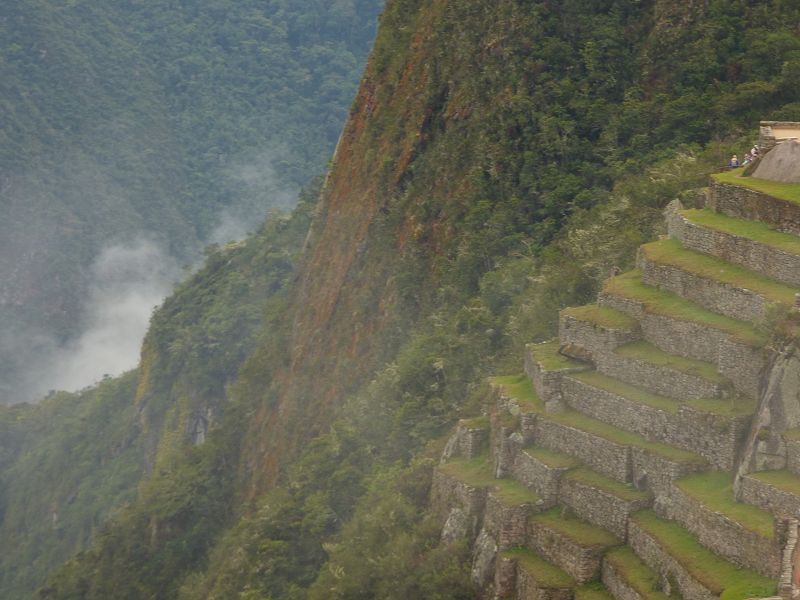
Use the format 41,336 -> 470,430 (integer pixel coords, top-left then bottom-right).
431,172 -> 800,600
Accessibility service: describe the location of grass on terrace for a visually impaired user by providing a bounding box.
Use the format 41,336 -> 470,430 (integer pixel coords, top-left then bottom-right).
438,454 -> 495,488
528,339 -> 588,371
459,415 -> 489,429
681,208 -> 800,255
604,547 -> 672,600
782,427 -> 800,441
615,340 -> 723,382
713,168 -> 800,206
602,271 -> 766,347
684,396 -> 755,417
676,472 -> 774,539
531,507 -> 621,548
748,469 -> 800,497
641,238 -> 797,306
632,511 -> 776,600
564,467 -> 650,503
489,374 -> 544,413
523,447 -> 579,469
561,304 -> 639,330
438,454 -> 543,506
575,582 -> 615,600
502,548 -> 574,588
492,477 -> 543,506
545,409 -> 707,466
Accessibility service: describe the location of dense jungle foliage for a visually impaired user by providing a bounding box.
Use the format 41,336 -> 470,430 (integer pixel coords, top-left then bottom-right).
0,0 -> 383,402
3,0 -> 800,598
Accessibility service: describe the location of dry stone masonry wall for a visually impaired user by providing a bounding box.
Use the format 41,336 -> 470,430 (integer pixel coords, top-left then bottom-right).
431,173 -> 800,599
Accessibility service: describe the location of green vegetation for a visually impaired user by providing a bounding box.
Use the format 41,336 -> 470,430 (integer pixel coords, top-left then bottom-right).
562,304 -> 640,330
782,427 -> 800,441
438,455 -> 496,489
682,208 -> 800,254
749,470 -> 800,496
632,511 -> 776,600
572,370 -> 681,414
0,0 -> 384,401
460,415 -> 490,429
502,548 -> 575,588
564,467 -> 650,503
713,170 -> 800,206
603,271 -> 767,347
676,472 -> 775,539
529,340 -> 589,371
20,0 -> 800,598
490,374 -> 545,413
492,478 -> 543,507
641,239 -> 797,306
604,547 -> 672,600
531,507 -> 620,548
615,340 -> 723,382
575,582 -> 615,600
685,396 -> 756,417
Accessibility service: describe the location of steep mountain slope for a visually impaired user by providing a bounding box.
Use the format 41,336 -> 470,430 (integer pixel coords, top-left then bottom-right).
8,0 -> 800,598
0,0 -> 383,402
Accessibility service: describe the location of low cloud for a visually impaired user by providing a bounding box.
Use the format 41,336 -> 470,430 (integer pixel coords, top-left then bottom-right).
21,239 -> 180,400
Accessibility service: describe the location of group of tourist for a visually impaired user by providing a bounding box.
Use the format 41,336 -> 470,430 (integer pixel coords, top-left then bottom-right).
729,145 -> 762,168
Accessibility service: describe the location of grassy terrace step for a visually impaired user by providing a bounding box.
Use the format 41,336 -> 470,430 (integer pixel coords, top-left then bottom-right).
502,547 -> 575,588
748,468 -> 800,496
524,447 -> 580,469
490,374 -> 545,413
741,470 -> 800,518
640,238 -> 796,307
561,304 -> 640,330
603,547 -> 672,600
602,270 -> 766,347
713,168 -> 800,206
531,339 -> 589,371
682,207 -> 800,255
675,472 -> 775,540
564,467 -> 650,504
614,340 -> 723,383
631,511 -> 776,600
575,582 -> 615,600
439,454 -> 545,506
572,370 -> 754,418
531,507 -> 621,548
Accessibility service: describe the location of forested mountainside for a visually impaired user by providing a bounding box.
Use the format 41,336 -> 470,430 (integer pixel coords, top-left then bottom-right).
2,0 -> 800,598
0,0 -> 383,402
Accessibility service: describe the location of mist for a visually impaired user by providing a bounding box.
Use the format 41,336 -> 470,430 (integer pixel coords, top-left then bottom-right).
20,239 -> 180,401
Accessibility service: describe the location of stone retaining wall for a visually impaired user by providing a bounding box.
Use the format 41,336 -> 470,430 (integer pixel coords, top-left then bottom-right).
596,349 -> 726,401
561,376 -> 746,471
740,475 -> 800,519
526,520 -> 607,583
483,491 -> 535,551
709,181 -> 800,236
667,204 -> 800,287
629,447 -> 707,498
785,439 -> 800,476
494,554 -> 517,599
515,563 -> 574,600
601,559 -> 644,600
430,469 -> 487,543
524,346 -> 568,412
599,291 -> 765,400
534,418 -> 631,483
627,520 -> 716,600
558,312 -> 640,361
637,248 -> 770,323
510,447 -> 568,503
559,476 -> 649,540
657,483 -> 780,578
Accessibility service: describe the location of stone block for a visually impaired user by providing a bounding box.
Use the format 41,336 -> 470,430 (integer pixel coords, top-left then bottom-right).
627,519 -> 717,600
510,448 -> 571,503
667,205 -> 800,287
709,181 -> 800,236
739,473 -> 800,520
526,518 -> 611,584
595,347 -> 725,402
558,311 -> 641,362
533,417 -> 632,484
656,483 -> 780,578
637,246 -> 770,323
